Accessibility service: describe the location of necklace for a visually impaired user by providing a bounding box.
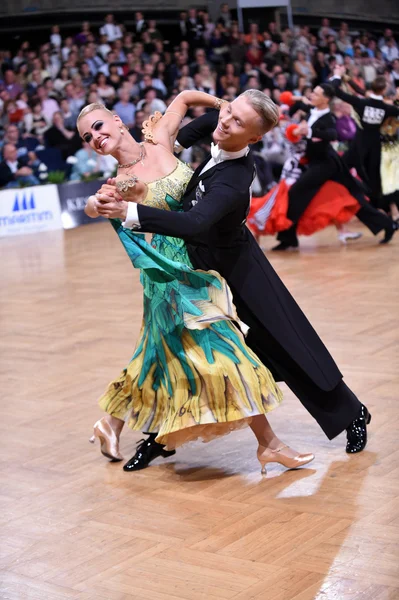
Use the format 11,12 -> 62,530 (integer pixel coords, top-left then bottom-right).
118,142 -> 146,169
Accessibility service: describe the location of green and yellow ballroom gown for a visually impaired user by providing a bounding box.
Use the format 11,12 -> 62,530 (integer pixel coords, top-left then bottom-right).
99,159 -> 283,450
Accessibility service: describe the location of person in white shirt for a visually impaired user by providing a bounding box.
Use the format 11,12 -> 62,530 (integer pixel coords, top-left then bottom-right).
100,14 -> 123,43
133,11 -> 148,36
50,25 -> 62,49
136,88 -> 167,114
381,38 -> 399,63
37,84 -> 59,125
61,37 -> 74,62
98,35 -> 112,61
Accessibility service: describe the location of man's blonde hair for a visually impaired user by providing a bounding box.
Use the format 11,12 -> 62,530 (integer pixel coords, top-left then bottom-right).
241,89 -> 279,133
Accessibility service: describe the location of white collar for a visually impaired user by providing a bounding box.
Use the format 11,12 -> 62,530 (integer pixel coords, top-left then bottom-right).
211,142 -> 250,162
310,107 -> 330,117
370,93 -> 383,100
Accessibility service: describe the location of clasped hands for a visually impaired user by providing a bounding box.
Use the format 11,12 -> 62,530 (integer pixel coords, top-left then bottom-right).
93,176 -> 146,220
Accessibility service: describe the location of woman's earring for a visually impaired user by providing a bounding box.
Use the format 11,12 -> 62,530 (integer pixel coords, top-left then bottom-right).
120,127 -> 124,133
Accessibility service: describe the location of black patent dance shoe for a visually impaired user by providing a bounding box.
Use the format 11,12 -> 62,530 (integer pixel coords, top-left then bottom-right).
380,221 -> 398,244
123,434 -> 176,472
271,241 -> 299,252
346,404 -> 372,454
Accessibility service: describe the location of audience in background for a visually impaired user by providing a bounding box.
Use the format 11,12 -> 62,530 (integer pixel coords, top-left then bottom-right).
0,11 -> 398,188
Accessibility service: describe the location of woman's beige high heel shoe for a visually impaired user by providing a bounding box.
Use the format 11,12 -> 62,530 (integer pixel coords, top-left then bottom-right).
257,444 -> 314,475
89,418 -> 123,461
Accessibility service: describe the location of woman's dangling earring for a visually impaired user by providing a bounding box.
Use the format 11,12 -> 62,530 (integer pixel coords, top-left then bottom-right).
120,127 -> 124,134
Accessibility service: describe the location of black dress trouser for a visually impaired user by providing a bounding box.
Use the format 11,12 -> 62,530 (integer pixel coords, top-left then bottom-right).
278,158 -> 391,246
239,306 -> 361,440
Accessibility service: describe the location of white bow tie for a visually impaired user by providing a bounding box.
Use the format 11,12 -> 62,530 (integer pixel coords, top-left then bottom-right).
210,142 -> 223,162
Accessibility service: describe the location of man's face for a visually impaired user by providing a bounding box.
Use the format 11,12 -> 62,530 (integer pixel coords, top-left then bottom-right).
310,86 -> 327,108
6,126 -> 19,142
212,96 -> 264,151
119,90 -> 130,103
276,74 -> 286,87
4,144 -> 17,162
135,111 -> 145,128
145,90 -> 156,101
4,71 -> 15,84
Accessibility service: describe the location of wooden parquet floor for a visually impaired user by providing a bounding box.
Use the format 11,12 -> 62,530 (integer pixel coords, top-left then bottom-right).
0,221 -> 398,600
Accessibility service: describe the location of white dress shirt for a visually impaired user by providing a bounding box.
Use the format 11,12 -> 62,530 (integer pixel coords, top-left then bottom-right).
6,160 -> 19,174
306,107 -> 330,138
100,23 -> 123,42
122,143 -> 250,229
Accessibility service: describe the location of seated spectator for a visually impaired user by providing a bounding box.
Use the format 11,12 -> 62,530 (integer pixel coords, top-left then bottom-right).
318,18 -> 337,43
178,74 -> 195,92
98,51 -> 123,77
0,143 -> 39,188
53,66 -> 71,93
98,35 -> 112,61
147,19 -> 163,42
193,72 -> 214,94
273,71 -> 290,92
100,14 -> 123,43
202,12 -> 215,44
209,28 -> 229,65
59,98 -> 76,130
132,11 -> 148,37
1,124 -> 37,157
136,87 -> 166,114
1,69 -> 24,99
24,100 -> 48,137
294,51 -> 316,85
141,64 -> 168,96
3,99 -> 24,127
198,65 -> 216,94
293,76 -> 309,97
36,84 -> 59,124
361,52 -> 377,85
75,21 -> 91,46
219,63 -> 240,94
349,65 -> 366,93
246,43 -> 264,67
94,73 -> 116,105
15,63 -> 29,89
63,82 -> 85,119
50,25 -> 62,49
44,111 -> 80,159
391,59 -> 399,87
243,73 -> 261,91
244,23 -> 263,45
334,100 -> 357,143
107,64 -> 123,91
80,62 -> 94,87
69,141 -> 117,181
381,38 -> 399,63
129,109 -> 145,143
113,89 -> 136,128
336,29 -> 353,55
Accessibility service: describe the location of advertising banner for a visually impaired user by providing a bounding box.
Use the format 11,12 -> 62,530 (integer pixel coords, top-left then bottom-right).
57,179 -> 107,229
0,184 -> 63,237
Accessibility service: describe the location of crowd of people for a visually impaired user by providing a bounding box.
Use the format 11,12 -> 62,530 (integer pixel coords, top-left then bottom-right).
0,7 -> 398,211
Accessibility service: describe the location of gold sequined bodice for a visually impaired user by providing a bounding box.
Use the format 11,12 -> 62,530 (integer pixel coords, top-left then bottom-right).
142,159 -> 193,211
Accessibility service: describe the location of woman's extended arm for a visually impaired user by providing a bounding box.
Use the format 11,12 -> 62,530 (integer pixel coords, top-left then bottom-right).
148,91 -> 226,151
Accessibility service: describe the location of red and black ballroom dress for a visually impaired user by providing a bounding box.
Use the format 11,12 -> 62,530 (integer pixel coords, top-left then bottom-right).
248,137 -> 361,238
